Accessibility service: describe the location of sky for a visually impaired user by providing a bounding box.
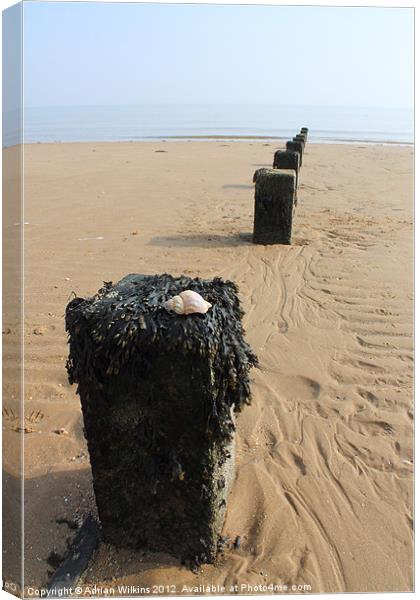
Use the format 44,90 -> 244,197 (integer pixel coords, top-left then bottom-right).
22,2 -> 414,109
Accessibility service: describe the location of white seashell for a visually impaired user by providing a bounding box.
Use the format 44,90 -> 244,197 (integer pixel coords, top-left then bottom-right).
163,295 -> 185,314
180,290 -> 212,315
164,290 -> 212,315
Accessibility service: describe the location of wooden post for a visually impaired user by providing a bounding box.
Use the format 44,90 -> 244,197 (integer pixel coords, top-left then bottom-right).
294,134 -> 306,147
65,274 -> 257,566
272,150 -> 300,196
253,168 -> 296,245
286,140 -> 304,166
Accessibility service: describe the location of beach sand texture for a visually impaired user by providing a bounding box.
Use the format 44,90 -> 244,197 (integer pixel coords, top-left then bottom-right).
3,141 -> 413,593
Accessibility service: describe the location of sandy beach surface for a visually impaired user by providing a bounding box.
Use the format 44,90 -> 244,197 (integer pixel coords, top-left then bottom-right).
3,141 -> 413,594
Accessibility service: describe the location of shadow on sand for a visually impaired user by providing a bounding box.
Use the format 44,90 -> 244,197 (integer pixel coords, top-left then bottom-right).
149,232 -> 253,248
4,467 -> 196,591
221,184 -> 254,190
3,466 -> 96,590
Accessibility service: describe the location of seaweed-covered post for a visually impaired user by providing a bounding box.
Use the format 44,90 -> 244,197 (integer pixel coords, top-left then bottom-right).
272,150 -> 300,195
286,140 -> 304,166
300,127 -> 308,141
65,274 -> 257,566
273,149 -> 299,173
294,134 -> 306,147
252,167 -> 296,245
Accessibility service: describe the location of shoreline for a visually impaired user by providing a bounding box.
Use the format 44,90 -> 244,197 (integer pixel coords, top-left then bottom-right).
5,138 -> 414,149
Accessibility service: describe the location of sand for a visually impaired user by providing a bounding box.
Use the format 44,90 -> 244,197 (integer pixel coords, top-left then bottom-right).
2,141 -> 413,594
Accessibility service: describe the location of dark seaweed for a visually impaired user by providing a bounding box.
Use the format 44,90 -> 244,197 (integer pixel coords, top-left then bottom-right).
66,273 -> 257,439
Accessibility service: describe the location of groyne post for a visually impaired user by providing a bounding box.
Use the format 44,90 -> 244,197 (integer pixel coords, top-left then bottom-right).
294,133 -> 306,147
286,140 -> 304,166
300,128 -> 308,142
272,150 -> 300,201
252,168 -> 296,245
65,274 -> 257,566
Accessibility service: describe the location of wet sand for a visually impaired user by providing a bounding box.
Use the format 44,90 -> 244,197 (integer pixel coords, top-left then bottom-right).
3,141 -> 413,593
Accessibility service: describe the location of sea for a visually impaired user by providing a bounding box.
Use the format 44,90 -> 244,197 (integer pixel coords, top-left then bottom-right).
3,104 -> 414,147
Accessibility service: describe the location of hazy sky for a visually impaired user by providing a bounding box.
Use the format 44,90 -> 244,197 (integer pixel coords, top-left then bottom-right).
23,2 -> 414,109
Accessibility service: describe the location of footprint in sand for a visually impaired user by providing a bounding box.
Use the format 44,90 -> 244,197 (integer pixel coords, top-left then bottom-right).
3,407 -> 45,433
291,452 -> 307,475
267,373 -> 322,402
356,419 -> 394,436
299,376 -> 322,399
356,387 -> 380,407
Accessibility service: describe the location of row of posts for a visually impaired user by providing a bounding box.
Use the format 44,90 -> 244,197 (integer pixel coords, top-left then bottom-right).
63,127 -> 309,573
253,127 -> 308,245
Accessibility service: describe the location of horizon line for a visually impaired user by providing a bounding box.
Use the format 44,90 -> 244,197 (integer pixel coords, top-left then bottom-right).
21,102 -> 414,111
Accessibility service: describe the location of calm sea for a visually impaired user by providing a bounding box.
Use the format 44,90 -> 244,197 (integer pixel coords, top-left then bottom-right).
4,104 -> 414,146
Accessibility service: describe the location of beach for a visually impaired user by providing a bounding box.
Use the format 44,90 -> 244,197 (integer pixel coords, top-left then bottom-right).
3,140 -> 413,593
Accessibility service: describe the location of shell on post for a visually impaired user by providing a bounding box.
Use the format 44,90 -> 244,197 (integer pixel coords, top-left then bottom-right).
164,290 -> 212,315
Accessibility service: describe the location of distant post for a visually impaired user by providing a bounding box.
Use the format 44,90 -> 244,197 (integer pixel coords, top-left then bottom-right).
286,140 -> 304,166
253,168 -> 296,245
272,150 -> 300,195
294,134 -> 306,147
